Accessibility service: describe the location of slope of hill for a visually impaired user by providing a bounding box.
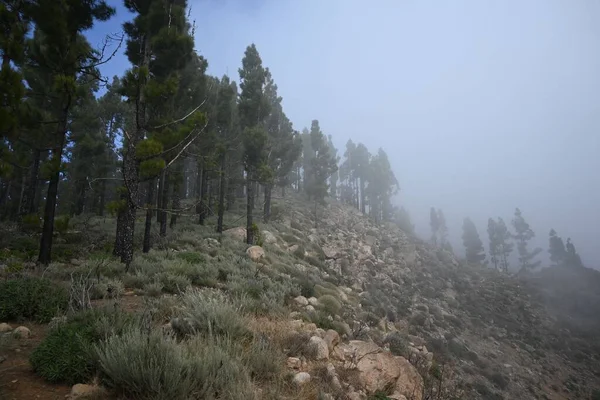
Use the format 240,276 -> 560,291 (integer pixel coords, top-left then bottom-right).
0,193 -> 599,400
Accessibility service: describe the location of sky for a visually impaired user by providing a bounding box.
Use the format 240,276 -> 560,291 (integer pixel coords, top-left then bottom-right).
88,0 -> 600,268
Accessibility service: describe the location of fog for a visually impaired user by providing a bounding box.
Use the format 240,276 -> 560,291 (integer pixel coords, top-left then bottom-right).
93,0 -> 600,267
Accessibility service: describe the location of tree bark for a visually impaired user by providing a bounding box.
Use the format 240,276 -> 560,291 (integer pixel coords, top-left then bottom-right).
142,178 -> 156,253
20,149 -> 40,216
156,172 -> 164,223
98,178 -> 106,216
159,169 -> 169,236
198,165 -> 208,225
246,171 -> 254,245
217,153 -> 226,233
38,112 -> 69,264
263,183 -> 272,222
169,174 -> 181,229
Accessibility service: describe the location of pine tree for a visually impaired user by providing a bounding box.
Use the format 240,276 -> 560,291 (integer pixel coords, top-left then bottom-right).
327,135 -> 339,199
487,218 -> 500,270
548,229 -> 566,267
393,206 -> 415,235
565,238 -> 583,268
512,208 -> 542,272
430,207 -> 439,246
29,0 -> 115,264
437,209 -> 448,248
238,44 -> 269,244
495,217 -> 513,273
462,217 -> 486,264
365,148 -> 398,223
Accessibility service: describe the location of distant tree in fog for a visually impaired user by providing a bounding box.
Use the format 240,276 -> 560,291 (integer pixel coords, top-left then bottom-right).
565,238 -> 584,268
512,208 -> 542,272
488,218 -> 500,270
430,207 -> 439,246
462,217 -> 486,264
437,209 -> 448,247
548,229 -> 567,266
495,218 -> 513,273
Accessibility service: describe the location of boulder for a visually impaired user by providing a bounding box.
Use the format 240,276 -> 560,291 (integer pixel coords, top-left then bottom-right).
223,227 -> 247,241
305,305 -> 316,313
287,244 -> 300,253
0,323 -> 12,333
246,245 -> 265,261
347,340 -> 423,400
204,238 -> 220,247
308,296 -> 319,306
309,335 -> 329,360
294,296 -> 309,306
324,329 -> 340,352
13,326 -> 31,339
69,383 -> 105,399
262,230 -> 277,244
293,372 -> 311,385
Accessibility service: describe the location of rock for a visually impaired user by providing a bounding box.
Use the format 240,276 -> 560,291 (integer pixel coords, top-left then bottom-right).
365,235 -> 377,246
290,320 -> 304,331
0,355 -> 5,364
323,246 -> 339,259
305,305 -> 316,313
407,335 -> 426,347
0,323 -> 12,333
287,357 -> 302,369
348,392 -> 363,400
347,340 -> 423,399
13,326 -> 30,339
294,295 -> 309,306
246,245 -> 265,261
331,346 -> 346,361
287,244 -> 299,253
70,258 -> 83,266
293,372 -> 311,385
204,238 -> 220,247
315,328 -> 326,338
308,296 -> 319,306
289,311 -> 302,319
309,336 -> 329,360
324,329 -> 340,352
262,230 -> 277,244
304,323 -> 318,332
69,384 -> 105,399
308,234 -> 319,243
223,227 -> 247,241
389,394 -> 408,400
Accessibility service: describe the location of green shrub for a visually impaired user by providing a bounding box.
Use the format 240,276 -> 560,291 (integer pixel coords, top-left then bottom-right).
164,259 -> 218,287
20,213 -> 42,233
96,329 -> 252,400
243,335 -> 285,382
122,272 -> 150,289
0,277 -> 68,323
91,279 -> 124,300
290,220 -> 303,231
158,272 -> 191,294
176,251 -> 206,264
385,332 -> 409,357
144,281 -> 164,297
54,215 -> 70,235
30,308 -> 135,385
172,289 -> 249,340
318,294 -> 342,315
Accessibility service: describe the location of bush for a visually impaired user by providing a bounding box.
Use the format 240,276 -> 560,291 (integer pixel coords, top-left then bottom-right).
243,335 -> 285,382
164,260 -> 218,287
96,329 -> 252,400
384,332 -> 409,357
30,308 -> 135,384
144,281 -> 164,297
0,277 -> 68,323
172,289 -> 249,340
175,251 -> 206,264
54,215 -> 70,235
318,294 -> 342,315
122,272 -> 150,289
158,272 -> 191,294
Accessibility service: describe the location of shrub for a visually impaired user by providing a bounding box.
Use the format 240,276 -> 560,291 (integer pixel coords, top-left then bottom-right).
20,213 -> 42,233
143,281 -> 164,297
0,277 -> 68,323
176,251 -> 206,264
91,279 -> 124,300
290,220 -> 303,231
30,308 -> 135,384
164,260 -> 218,287
318,294 -> 342,315
172,289 -> 249,340
158,272 -> 191,294
54,215 -> 70,235
243,335 -> 285,382
96,329 -> 252,400
122,272 -> 150,289
384,332 -> 409,357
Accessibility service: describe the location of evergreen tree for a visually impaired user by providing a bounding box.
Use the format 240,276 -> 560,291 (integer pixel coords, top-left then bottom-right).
430,207 -> 439,246
462,217 -> 486,264
238,44 -> 269,244
393,206 -> 415,235
365,148 -> 398,223
565,238 -> 583,268
437,209 -> 448,247
548,229 -> 566,267
487,218 -> 500,270
495,217 -> 513,273
29,0 -> 116,264
327,135 -> 339,199
512,208 -> 542,272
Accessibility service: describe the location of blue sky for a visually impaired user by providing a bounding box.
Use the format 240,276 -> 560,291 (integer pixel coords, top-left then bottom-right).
87,0 -> 600,267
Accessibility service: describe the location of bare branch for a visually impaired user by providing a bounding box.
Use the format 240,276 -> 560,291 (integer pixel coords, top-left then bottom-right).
151,98 -> 208,130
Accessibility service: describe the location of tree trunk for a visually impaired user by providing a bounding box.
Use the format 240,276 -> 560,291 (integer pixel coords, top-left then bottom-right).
360,178 -> 366,214
198,166 -> 208,225
207,179 -> 213,216
98,179 -> 106,216
170,174 -> 181,229
142,178 -> 156,253
246,171 -> 254,245
156,172 -> 164,223
20,149 -> 40,216
217,153 -> 226,233
159,170 -> 170,236
38,119 -> 68,265
113,191 -> 126,258
74,179 -> 86,215
263,183 -> 272,222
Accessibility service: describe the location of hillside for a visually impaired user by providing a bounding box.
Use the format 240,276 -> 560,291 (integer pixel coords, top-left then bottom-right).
1,194 -> 599,400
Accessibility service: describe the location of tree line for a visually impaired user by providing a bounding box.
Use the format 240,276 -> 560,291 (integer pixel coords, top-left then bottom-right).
429,206 -> 585,272
0,0 -> 400,266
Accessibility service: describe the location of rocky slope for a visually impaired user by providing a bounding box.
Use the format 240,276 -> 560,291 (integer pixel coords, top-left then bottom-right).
265,194 -> 600,399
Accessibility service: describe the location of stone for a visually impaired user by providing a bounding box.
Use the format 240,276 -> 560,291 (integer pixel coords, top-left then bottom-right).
309,336 -> 329,360
324,329 -> 340,352
331,346 -> 346,361
389,394 -> 408,400
287,244 -> 299,253
294,295 -> 309,306
0,323 -> 12,333
13,326 -> 30,339
347,340 -> 423,400
315,328 -> 326,338
305,305 -> 316,313
365,235 -> 377,246
246,245 -> 265,261
293,372 -> 311,385
204,238 -> 220,247
262,230 -> 277,244
69,383 -> 105,399
308,296 -> 319,306
70,258 -> 83,266
287,357 -> 302,369
223,227 -> 247,241
348,392 -> 363,400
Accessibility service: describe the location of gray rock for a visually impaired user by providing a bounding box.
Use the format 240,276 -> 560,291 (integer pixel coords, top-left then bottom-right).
0,323 -> 12,333
293,372 -> 311,385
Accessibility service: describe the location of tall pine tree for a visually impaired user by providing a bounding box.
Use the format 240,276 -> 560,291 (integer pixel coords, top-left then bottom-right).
462,217 -> 486,264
